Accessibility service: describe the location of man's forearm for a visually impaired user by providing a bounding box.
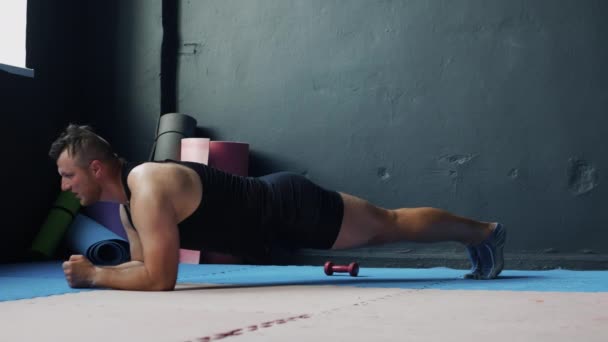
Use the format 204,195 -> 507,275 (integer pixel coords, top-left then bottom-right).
99,260 -> 144,270
92,263 -> 175,291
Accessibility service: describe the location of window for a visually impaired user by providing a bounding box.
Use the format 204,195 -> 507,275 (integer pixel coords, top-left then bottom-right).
0,0 -> 34,78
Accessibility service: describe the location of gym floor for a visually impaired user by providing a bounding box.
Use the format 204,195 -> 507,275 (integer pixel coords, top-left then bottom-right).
1,262 -> 607,341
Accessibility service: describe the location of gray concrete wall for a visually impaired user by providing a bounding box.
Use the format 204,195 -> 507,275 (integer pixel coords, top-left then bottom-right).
177,0 -> 608,258
79,1 -> 162,161
13,0 -> 604,267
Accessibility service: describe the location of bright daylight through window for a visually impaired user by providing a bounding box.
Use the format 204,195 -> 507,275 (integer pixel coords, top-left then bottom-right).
0,0 -> 34,77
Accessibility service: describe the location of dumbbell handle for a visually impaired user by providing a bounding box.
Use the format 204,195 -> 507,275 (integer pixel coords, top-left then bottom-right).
332,265 -> 352,272
324,261 -> 359,276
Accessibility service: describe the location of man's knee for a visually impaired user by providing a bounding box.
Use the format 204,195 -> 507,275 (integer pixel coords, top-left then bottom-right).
367,208 -> 398,244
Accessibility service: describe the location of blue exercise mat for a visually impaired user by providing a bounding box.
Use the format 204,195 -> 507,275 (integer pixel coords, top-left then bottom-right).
0,262 -> 93,301
1,262 -> 607,302
176,264 -> 608,292
65,214 -> 130,265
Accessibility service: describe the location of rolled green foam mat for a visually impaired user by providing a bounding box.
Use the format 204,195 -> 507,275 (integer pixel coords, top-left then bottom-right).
30,191 -> 81,258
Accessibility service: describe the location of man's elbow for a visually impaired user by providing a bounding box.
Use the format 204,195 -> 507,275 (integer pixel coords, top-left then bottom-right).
152,284 -> 175,291
149,279 -> 176,291
145,273 -> 176,291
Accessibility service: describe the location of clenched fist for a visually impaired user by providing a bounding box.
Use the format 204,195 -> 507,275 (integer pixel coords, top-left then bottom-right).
62,255 -> 96,288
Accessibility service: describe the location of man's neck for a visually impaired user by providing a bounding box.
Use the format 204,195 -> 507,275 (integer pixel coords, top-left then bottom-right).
99,159 -> 129,204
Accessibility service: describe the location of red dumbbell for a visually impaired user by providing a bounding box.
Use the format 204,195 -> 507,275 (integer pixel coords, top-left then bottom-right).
324,261 -> 359,277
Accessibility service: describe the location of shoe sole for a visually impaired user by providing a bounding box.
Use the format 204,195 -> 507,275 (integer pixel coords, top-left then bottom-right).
464,245 -> 482,279
481,224 -> 506,279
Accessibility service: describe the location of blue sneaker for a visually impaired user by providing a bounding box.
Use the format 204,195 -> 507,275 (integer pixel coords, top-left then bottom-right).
472,223 -> 506,280
464,245 -> 482,279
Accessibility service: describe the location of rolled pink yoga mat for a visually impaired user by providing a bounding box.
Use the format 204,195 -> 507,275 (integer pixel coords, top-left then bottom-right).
180,138 -> 250,264
180,138 -> 210,164
178,249 -> 201,264
179,139 -> 209,263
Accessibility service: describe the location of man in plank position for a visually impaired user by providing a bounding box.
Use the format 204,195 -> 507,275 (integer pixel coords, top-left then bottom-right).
50,124 -> 506,291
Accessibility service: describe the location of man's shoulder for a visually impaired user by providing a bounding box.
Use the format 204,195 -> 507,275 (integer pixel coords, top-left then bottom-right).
129,160 -> 178,175
128,161 -> 194,188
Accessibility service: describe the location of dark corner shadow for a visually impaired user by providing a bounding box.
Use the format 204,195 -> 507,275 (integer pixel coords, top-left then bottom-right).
194,126 -> 219,140
248,150 -> 285,176
248,150 -> 311,177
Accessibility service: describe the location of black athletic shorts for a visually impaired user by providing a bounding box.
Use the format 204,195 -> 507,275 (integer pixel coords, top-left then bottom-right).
259,172 -> 344,250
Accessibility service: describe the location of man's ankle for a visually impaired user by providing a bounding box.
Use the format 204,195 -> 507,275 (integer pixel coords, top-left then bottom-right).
467,222 -> 495,246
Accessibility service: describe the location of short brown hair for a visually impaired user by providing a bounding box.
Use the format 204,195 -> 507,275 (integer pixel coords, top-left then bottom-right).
49,124 -> 117,166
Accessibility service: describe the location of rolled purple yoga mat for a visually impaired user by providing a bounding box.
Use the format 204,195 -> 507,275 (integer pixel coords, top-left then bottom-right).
209,141 -> 249,176
81,202 -> 126,240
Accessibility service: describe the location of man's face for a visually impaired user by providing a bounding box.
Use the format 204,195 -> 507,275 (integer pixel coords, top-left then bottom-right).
56,150 -> 101,206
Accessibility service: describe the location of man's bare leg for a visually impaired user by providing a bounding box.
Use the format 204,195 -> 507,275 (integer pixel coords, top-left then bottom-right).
331,193 -> 494,249
331,193 -> 504,279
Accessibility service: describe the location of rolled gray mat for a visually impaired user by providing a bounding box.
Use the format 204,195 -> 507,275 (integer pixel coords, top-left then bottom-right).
152,113 -> 197,161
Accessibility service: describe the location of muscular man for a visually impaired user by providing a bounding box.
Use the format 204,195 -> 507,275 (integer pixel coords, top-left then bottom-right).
50,124 -> 506,291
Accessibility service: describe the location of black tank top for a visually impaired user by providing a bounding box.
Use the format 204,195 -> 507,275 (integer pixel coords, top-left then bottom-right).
121,159 -> 273,258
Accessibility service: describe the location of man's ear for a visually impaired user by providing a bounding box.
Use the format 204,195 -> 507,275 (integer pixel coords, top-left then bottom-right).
89,160 -> 102,177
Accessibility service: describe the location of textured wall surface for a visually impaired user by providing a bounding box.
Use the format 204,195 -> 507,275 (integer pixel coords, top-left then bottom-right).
177,0 -> 607,256
81,1 -> 162,162
8,1 -> 605,267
